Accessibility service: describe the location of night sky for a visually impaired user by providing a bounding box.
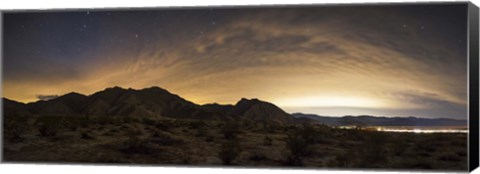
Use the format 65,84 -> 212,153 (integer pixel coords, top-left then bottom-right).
2,4 -> 468,119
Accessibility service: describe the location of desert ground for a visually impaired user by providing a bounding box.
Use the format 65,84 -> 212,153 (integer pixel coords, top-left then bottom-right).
3,115 -> 467,171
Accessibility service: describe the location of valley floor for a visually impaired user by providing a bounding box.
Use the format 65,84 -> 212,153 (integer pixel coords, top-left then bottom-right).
3,116 -> 468,171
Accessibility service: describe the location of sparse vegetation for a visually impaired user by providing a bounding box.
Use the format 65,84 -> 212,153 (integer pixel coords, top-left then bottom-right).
249,151 -> 268,161
121,130 -> 151,154
179,144 -> 192,164
36,115 -> 64,137
205,135 -> 215,142
359,132 -> 389,167
221,121 -> 240,140
151,131 -> 183,146
284,131 -> 310,166
4,115 -> 29,142
188,120 -> 206,129
81,131 -> 95,139
2,88 -> 468,170
219,139 -> 241,165
263,135 -> 273,146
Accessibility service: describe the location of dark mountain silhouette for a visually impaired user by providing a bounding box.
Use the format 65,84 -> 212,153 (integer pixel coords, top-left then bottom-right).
4,98 -> 27,109
29,92 -> 89,116
2,86 -> 466,127
292,113 -> 467,127
229,98 -> 292,126
3,98 -> 31,117
2,86 -> 293,125
83,86 -> 200,119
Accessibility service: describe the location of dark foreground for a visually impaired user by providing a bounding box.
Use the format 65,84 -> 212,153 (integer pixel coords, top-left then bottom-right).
3,115 -> 467,171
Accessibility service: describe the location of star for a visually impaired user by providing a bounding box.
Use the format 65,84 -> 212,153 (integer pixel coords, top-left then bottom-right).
402,24 -> 407,28
211,21 -> 216,25
79,24 -> 87,31
135,34 -> 139,38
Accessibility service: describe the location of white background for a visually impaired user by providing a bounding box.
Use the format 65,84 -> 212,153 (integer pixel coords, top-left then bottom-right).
0,0 -> 479,174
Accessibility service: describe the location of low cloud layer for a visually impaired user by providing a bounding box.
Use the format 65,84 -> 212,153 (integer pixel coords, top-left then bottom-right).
36,94 -> 59,101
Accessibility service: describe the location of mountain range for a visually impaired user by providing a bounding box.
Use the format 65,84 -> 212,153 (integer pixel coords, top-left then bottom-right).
2,86 -> 466,127
292,113 -> 467,127
3,86 -> 291,126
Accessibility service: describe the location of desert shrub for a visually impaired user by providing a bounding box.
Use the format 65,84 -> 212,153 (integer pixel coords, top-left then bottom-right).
290,124 -> 326,144
151,131 -> 183,146
96,115 -> 134,125
415,139 -> 437,153
241,120 -> 256,130
120,130 -> 151,154
81,131 -> 95,140
263,136 -> 273,146
216,122 -> 225,129
396,158 -> 433,169
316,126 -> 334,139
63,116 -> 91,131
300,124 -> 318,144
284,132 -> 310,166
330,148 -> 359,168
141,117 -> 157,126
4,115 -> 29,141
249,151 -> 267,161
120,116 -> 136,124
195,127 -> 207,137
332,152 -> 350,168
64,118 -> 78,131
219,140 -> 241,165
103,127 -> 119,136
343,129 -> 365,141
36,115 -> 65,137
438,152 -> 462,162
188,120 -> 206,129
95,116 -> 113,125
122,137 -> 151,154
102,131 -> 114,136
155,120 -> 172,131
173,120 -> 188,127
391,137 -> 409,156
205,135 -> 215,142
221,121 -> 240,140
358,132 -> 388,167
179,144 -> 192,164
144,126 -> 153,131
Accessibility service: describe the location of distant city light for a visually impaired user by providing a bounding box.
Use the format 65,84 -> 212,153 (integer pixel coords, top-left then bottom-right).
335,126 -> 468,134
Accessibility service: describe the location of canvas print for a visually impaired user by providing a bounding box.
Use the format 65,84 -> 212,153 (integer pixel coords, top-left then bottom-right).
2,3 -> 472,171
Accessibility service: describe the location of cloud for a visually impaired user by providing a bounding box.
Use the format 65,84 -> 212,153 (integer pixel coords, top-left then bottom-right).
2,6 -> 468,119
36,94 -> 59,101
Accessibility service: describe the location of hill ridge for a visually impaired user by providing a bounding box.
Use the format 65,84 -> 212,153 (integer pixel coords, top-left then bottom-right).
3,86 -> 292,125
2,86 -> 465,127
